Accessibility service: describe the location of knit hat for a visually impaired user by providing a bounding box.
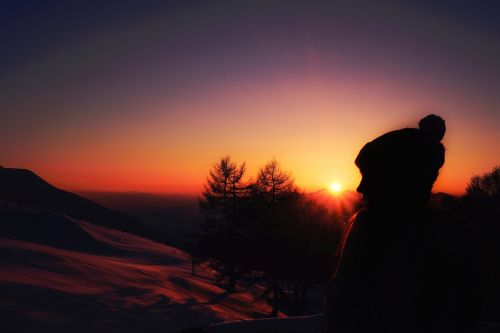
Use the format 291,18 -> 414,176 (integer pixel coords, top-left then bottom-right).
355,114 -> 446,205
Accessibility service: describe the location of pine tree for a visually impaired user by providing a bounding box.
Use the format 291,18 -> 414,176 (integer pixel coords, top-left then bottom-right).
256,158 -> 295,205
199,156 -> 246,291
254,159 -> 297,316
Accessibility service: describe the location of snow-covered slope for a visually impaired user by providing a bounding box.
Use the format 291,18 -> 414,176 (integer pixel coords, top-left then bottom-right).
0,202 -> 273,332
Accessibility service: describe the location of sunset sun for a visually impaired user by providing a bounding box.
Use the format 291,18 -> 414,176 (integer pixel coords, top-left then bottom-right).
329,182 -> 342,194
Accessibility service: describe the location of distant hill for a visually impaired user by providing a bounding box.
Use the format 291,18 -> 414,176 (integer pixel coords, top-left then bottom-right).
0,166 -> 162,242
428,192 -> 460,210
77,191 -> 201,251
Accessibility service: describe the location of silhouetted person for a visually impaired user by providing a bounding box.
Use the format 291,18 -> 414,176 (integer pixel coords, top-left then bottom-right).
324,115 -> 483,333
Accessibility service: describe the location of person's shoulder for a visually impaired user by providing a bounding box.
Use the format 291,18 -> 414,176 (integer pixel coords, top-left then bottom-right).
336,209 -> 370,254
352,209 -> 369,223
347,209 -> 371,233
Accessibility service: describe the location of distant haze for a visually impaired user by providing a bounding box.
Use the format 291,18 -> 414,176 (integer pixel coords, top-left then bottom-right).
78,191 -> 200,250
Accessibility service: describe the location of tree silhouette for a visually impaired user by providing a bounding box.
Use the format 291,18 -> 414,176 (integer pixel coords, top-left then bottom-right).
253,159 -> 298,316
462,166 -> 500,323
199,156 -> 246,291
197,156 -> 348,317
256,158 -> 295,205
466,166 -> 500,199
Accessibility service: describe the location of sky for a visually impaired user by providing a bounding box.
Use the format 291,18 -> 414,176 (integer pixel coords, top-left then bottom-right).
1,0 -> 499,195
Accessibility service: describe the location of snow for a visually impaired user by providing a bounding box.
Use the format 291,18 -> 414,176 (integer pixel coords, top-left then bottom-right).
0,204 -> 274,332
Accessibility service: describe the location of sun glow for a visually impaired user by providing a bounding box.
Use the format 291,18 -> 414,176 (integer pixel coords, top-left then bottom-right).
329,182 -> 342,194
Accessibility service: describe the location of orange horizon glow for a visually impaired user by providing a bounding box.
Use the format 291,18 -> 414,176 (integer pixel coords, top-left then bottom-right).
4,159 -> 489,197
9,149 -> 483,197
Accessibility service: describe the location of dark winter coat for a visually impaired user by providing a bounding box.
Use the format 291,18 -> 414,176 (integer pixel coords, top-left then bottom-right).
324,208 -> 484,333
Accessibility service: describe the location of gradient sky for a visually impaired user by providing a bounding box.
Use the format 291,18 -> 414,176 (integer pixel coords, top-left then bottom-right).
1,0 -> 499,195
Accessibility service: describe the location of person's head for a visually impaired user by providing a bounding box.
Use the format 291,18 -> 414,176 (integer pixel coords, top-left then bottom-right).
355,114 -> 446,210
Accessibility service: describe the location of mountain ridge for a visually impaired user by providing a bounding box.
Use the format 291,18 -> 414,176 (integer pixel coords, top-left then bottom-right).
0,167 -> 163,242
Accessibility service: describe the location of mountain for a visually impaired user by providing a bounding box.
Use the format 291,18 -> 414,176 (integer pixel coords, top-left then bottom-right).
0,166 -> 161,242
428,192 -> 460,210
